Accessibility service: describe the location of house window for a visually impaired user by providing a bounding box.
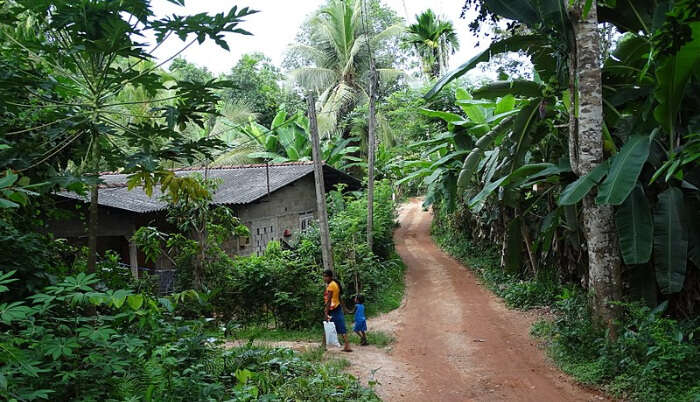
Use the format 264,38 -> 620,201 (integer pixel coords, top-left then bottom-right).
299,213 -> 314,231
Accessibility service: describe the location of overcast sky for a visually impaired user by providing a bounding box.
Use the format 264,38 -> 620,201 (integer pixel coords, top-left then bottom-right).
150,0 -> 487,75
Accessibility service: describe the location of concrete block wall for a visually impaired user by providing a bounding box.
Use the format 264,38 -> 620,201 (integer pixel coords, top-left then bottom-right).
236,175 -> 317,256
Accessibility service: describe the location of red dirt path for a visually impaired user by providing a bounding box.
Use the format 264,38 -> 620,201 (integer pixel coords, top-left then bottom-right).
372,198 -> 608,401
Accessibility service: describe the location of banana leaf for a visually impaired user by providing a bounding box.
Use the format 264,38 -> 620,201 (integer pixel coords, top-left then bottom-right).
558,161 -> 610,206
653,187 -> 688,294
429,150 -> 469,170
419,108 -> 463,130
455,88 -> 488,124
424,35 -> 547,99
473,80 -> 544,99
457,116 -> 515,188
511,100 -> 541,166
653,22 -> 700,136
615,184 -> 653,265
596,135 -> 651,205
495,95 -> 516,114
468,163 -> 558,212
483,0 -> 538,24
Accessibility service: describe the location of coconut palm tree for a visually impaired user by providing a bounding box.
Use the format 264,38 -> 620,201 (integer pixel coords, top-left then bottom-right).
289,0 -> 403,132
405,9 -> 459,79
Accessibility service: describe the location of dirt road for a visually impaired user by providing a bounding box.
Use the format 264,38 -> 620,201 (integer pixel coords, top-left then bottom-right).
348,198 -> 607,401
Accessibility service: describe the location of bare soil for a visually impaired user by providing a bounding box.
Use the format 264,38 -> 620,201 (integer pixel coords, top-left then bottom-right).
226,199 -> 611,401
369,198 -> 610,401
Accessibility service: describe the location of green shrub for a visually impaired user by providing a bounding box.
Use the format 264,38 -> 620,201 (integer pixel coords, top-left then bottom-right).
433,217 -> 700,401
216,345 -> 379,401
214,180 -> 404,330
0,270 -> 376,401
432,221 -> 559,309
214,242 -> 321,329
535,289 -> 700,401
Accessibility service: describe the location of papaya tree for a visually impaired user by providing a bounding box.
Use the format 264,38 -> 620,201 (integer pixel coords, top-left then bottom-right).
0,0 -> 256,273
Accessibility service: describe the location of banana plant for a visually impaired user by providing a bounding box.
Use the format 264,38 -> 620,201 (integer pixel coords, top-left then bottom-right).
553,21 -> 700,294
217,109 -> 360,171
422,0 -> 700,297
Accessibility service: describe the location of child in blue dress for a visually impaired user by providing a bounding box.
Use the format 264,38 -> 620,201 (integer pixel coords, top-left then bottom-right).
353,295 -> 368,346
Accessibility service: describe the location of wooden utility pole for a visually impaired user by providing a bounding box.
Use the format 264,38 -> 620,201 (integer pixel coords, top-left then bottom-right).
367,60 -> 377,252
86,133 -> 101,274
307,92 -> 334,272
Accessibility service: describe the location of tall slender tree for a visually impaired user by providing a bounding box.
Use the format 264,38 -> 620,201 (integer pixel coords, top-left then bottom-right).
567,0 -> 621,331
405,9 -> 460,79
288,0 -> 403,131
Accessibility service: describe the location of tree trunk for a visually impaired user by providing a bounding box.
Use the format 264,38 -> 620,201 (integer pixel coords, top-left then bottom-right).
307,93 -> 334,272
367,61 -> 377,252
192,226 -> 206,290
569,1 -> 622,333
87,135 -> 100,274
431,48 -> 441,79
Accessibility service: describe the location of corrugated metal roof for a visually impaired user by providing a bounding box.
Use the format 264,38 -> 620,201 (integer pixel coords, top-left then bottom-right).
57,162 -> 354,213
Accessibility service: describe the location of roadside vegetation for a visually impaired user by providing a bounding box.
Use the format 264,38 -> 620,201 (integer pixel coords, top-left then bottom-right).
433,200 -> 700,401
1,0 -> 698,400
409,1 -> 700,401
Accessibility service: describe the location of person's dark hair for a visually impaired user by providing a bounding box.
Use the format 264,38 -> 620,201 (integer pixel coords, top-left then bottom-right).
355,294 -> 364,304
323,270 -> 343,298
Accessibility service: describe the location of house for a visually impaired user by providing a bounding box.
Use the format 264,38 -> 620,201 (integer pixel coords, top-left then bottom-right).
49,162 -> 360,277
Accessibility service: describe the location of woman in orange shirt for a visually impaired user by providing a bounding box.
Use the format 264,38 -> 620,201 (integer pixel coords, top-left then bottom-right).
323,270 -> 352,352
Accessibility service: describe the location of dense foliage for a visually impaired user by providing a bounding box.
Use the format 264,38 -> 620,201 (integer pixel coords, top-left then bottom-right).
3,0 -> 697,399
210,180 -> 402,329
220,53 -> 306,127
0,270 -> 377,401
0,1 -> 397,399
534,295 -> 700,402
1,177 -> 397,400
405,0 -> 700,317
407,1 -> 700,398
433,212 -> 700,401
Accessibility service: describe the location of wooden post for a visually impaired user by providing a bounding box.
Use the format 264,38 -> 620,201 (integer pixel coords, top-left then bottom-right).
367,60 -> 377,252
307,92 -> 334,272
86,134 -> 100,274
128,237 -> 139,279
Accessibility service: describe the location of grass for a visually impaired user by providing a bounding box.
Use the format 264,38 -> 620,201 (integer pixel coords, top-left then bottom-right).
229,324 -> 395,348
431,224 -> 559,310
365,254 -> 406,317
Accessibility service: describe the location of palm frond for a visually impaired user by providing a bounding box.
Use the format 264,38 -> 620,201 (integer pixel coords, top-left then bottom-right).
343,34 -> 368,77
371,23 -> 406,46
286,43 -> 330,65
376,68 -> 404,85
212,142 -> 262,166
290,67 -> 338,92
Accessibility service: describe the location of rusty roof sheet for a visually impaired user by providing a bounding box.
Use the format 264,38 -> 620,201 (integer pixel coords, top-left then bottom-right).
57,162 -> 356,213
